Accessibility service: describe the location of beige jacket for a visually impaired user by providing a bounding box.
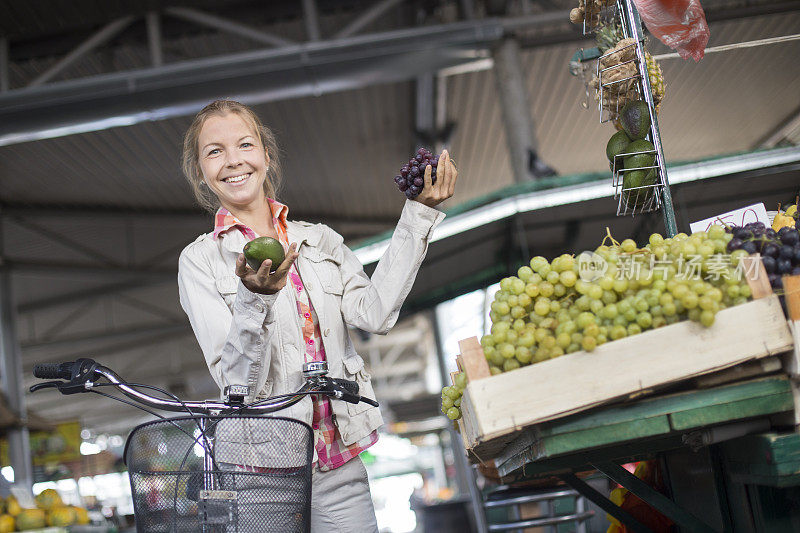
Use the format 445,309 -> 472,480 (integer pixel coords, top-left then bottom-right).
177,199 -> 445,446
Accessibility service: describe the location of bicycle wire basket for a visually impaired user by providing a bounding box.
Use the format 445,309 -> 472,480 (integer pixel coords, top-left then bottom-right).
124,415 -> 313,533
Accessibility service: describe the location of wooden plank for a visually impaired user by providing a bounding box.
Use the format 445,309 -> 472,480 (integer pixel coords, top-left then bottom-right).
534,376 -> 791,438
783,274 -> 800,321
721,432 -> 800,487
493,377 -> 792,473
723,432 -> 800,465
529,416 -> 671,460
461,296 -> 793,454
691,357 -> 782,389
741,254 -> 771,299
457,337 -> 490,381
497,433 -> 687,479
669,392 -> 794,430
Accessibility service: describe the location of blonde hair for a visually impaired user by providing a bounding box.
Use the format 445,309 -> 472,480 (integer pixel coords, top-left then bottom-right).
182,100 -> 282,212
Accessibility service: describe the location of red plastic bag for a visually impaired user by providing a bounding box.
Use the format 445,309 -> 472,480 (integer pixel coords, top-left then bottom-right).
632,0 -> 710,61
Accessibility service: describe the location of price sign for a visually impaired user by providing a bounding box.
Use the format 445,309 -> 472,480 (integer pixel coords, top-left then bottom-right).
689,203 -> 770,234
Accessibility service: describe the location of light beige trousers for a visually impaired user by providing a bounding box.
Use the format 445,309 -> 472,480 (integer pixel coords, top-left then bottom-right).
310,456 -> 379,533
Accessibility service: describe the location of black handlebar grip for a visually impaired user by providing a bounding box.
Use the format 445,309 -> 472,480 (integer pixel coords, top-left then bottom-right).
329,378 -> 359,395
33,362 -> 73,380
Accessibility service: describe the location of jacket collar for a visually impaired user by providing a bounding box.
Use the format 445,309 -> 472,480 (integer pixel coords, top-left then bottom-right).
218,220 -> 322,254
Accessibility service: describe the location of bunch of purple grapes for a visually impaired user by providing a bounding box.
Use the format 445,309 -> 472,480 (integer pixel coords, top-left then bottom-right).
726,222 -> 800,290
393,147 -> 440,199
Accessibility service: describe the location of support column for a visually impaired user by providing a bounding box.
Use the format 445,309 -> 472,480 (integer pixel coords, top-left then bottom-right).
415,72 -> 452,154
0,267 -> 33,490
429,310 -> 488,533
302,0 -> 321,41
146,12 -> 163,67
0,38 -> 9,92
492,37 -> 555,182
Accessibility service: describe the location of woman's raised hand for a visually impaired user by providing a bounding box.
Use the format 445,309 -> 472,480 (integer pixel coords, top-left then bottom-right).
415,149 -> 458,208
235,243 -> 299,295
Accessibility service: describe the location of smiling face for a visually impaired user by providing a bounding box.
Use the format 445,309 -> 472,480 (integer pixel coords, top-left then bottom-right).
197,112 -> 271,213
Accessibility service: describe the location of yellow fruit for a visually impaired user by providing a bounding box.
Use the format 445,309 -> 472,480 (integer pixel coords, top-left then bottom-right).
0,515 -> 13,533
15,508 -> 45,531
47,506 -> 76,527
71,506 -> 90,525
35,488 -> 63,510
4,497 -> 20,517
645,52 -> 665,105
785,203 -> 797,218
772,211 -> 795,231
606,487 -> 628,526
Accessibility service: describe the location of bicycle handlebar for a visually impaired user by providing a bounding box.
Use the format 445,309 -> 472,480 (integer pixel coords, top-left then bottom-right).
31,359 -> 378,415
33,363 -> 73,380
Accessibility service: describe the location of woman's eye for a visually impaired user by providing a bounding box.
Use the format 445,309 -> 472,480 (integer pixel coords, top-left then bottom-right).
207,148 -> 221,156
240,142 -> 253,148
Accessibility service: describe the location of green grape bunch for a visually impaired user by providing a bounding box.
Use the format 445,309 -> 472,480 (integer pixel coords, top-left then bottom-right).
441,371 -> 467,421
480,226 -> 753,376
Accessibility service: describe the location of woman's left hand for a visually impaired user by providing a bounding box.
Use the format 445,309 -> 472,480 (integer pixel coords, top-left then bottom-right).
414,149 -> 457,208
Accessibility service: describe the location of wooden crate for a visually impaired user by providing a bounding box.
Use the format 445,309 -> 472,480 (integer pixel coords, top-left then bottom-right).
456,294 -> 795,461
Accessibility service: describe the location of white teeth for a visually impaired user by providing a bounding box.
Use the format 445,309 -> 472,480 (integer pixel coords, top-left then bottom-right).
223,173 -> 249,183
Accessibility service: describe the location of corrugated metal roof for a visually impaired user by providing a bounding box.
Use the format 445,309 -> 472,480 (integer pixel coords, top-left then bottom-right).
3,11 -> 796,227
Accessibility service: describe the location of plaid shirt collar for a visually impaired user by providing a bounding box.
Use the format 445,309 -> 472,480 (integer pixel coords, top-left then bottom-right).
212,198 -> 289,240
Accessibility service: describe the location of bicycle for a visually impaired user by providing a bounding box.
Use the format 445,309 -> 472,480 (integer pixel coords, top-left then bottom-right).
30,358 -> 379,533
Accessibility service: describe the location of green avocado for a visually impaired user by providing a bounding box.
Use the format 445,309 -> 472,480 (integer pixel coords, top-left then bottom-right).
622,168 -> 657,209
620,100 -> 651,140
622,139 -> 656,171
243,237 -> 285,273
606,130 -> 632,172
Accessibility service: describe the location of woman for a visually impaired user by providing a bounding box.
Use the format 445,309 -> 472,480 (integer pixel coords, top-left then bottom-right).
177,100 -> 457,532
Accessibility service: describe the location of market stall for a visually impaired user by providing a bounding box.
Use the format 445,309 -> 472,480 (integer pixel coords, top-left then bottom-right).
438,0 -> 800,529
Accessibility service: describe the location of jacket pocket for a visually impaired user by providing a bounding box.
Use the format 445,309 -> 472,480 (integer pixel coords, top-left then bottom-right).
304,249 -> 343,295
343,355 -> 376,417
215,276 -> 238,308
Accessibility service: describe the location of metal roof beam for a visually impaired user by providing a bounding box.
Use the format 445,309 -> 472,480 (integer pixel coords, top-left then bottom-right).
164,7 -> 294,48
21,322 -> 188,353
6,260 -> 174,281
18,279 -> 168,314
0,203 -> 398,227
758,104 -> 800,149
7,215 -> 122,266
334,0 -> 407,39
24,327 -> 193,368
28,16 -> 136,87
0,12 -> 570,147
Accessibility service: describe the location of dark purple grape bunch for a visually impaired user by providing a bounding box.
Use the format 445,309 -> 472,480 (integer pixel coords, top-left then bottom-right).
726,222 -> 800,290
393,147 -> 440,199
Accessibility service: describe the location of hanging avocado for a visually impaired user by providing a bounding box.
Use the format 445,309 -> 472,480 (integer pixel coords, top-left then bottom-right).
606,130 -> 632,172
620,100 -> 651,140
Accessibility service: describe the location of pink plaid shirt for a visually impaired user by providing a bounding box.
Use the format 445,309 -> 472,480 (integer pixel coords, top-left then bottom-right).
213,200 -> 378,471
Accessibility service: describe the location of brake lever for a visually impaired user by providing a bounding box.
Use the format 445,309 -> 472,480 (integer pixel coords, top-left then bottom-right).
29,381 -> 61,393
29,358 -> 101,395
321,379 -> 379,407
360,396 -> 379,407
